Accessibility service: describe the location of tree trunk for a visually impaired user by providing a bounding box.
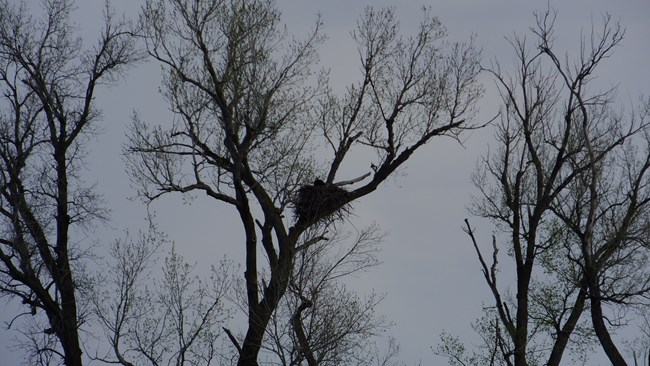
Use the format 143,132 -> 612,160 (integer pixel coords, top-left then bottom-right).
56,145 -> 83,366
547,286 -> 587,366
60,278 -> 83,366
237,302 -> 277,366
292,298 -> 317,366
589,280 -> 628,366
514,265 -> 531,366
238,250 -> 293,366
61,329 -> 83,366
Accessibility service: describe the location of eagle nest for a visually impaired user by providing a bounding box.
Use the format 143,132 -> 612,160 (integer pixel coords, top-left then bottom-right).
293,180 -> 351,223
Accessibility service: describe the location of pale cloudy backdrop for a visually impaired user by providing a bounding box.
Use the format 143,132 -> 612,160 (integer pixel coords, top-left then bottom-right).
1,0 -> 649,365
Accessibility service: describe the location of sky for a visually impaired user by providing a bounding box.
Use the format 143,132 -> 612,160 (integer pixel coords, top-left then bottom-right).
1,0 -> 649,365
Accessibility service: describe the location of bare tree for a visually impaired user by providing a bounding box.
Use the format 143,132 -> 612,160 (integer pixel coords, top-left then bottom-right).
536,15 -> 650,364
435,309 -> 507,366
0,0 -> 139,364
91,226 -> 233,366
91,229 -> 161,366
456,8 -> 649,366
129,1 -> 483,365
262,225 -> 388,366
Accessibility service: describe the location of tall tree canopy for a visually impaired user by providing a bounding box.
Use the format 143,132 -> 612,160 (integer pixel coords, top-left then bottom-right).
128,1 -> 483,365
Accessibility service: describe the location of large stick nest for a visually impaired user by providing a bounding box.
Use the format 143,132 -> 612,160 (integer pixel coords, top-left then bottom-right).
293,180 -> 351,224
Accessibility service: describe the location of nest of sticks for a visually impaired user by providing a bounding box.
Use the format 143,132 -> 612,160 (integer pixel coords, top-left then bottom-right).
293,180 -> 351,223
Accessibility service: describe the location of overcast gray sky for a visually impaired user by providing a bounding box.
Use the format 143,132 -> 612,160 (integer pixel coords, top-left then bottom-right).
1,0 -> 649,365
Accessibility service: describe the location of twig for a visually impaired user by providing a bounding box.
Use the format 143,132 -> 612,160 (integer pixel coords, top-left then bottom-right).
334,172 -> 371,186
223,327 -> 242,354
296,235 -> 329,252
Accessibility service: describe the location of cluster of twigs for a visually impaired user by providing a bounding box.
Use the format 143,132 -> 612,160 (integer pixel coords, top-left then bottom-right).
293,181 -> 351,223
